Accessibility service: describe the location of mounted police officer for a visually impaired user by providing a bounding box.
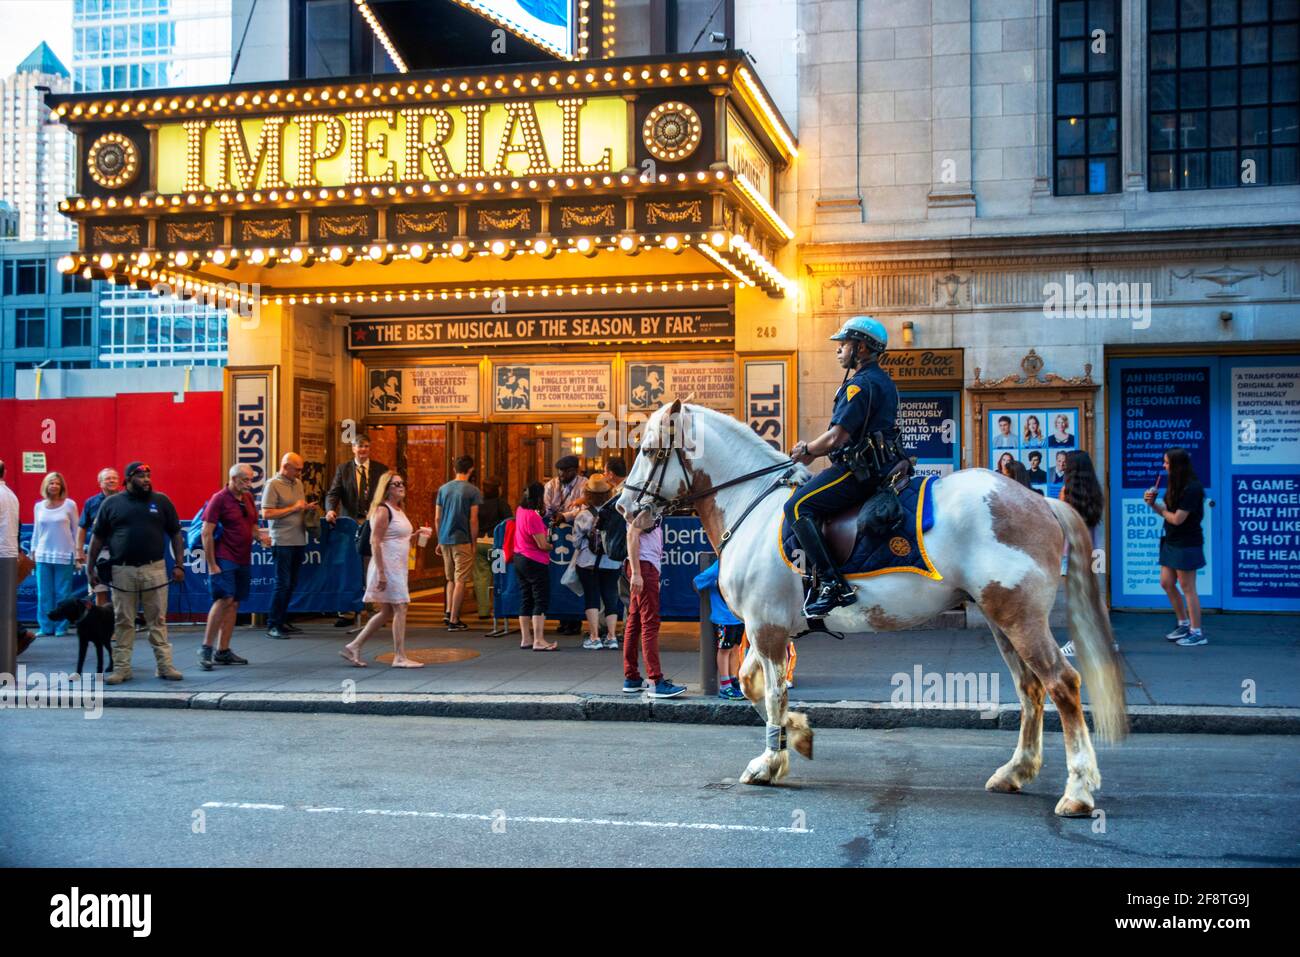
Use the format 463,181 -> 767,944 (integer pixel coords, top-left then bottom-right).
786,316 -> 904,617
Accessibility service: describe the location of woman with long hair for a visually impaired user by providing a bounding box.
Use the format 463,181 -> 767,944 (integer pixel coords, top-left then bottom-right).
996,451 -> 1016,475
30,472 -> 80,637
1002,459 -> 1036,491
1057,450 -> 1106,656
340,472 -> 432,668
513,482 -> 556,651
1021,414 -> 1045,448
1145,447 -> 1207,646
573,476 -> 622,650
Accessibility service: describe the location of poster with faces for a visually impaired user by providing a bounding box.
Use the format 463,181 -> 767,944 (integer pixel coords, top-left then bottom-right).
989,408 -> 1078,497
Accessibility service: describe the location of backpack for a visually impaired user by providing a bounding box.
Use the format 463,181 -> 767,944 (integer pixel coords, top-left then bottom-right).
185,501 -> 223,551
583,506 -> 604,560
355,503 -> 391,557
595,498 -> 628,564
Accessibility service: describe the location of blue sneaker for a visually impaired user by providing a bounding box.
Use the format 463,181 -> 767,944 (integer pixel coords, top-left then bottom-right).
623,677 -> 648,694
1165,623 -> 1191,642
718,683 -> 745,700
650,678 -> 687,698
1176,631 -> 1207,646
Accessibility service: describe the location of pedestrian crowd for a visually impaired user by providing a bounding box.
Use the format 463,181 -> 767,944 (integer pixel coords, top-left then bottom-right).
1,434 -> 1199,694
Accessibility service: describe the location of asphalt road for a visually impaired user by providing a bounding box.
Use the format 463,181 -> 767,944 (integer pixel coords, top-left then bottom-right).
1,709 -> 1297,867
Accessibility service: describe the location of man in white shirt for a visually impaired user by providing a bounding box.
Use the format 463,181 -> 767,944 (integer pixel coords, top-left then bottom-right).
0,459 -> 19,559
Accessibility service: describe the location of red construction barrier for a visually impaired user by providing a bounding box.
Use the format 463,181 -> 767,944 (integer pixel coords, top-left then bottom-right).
0,392 -> 222,517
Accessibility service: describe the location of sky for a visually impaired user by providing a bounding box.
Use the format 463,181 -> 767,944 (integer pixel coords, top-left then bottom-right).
0,0 -> 74,76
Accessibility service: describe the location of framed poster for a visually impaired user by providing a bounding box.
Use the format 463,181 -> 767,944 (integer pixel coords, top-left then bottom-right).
492,361 -> 612,414
294,379 -> 333,508
740,354 -> 796,453
626,358 -> 735,412
364,363 -> 480,417
899,391 -> 961,477
969,350 -> 1097,500
224,366 -> 278,501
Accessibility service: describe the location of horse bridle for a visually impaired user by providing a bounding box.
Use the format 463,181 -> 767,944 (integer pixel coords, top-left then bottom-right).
623,426 -> 797,552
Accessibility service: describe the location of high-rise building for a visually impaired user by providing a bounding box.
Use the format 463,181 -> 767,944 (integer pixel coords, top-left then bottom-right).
72,0 -> 233,92
0,43 -> 75,242
70,0 -> 233,370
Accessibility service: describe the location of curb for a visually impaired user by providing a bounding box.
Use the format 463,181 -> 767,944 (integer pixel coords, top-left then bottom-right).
85,690 -> 1300,735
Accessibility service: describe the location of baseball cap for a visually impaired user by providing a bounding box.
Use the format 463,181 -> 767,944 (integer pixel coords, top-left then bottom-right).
124,461 -> 151,478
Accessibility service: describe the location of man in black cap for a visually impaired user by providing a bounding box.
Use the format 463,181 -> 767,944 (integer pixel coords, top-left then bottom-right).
87,461 -> 186,683
544,455 -> 587,634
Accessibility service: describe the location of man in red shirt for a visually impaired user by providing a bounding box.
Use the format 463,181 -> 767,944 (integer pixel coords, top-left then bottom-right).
198,464 -> 265,670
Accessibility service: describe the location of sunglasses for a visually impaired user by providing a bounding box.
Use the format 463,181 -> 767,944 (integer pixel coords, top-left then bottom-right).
389,481 -> 405,488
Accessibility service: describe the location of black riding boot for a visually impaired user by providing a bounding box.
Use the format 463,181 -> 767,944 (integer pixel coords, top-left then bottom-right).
792,516 -> 858,618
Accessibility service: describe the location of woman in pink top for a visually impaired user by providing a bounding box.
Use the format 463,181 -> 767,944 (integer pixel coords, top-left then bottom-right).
513,482 -> 556,651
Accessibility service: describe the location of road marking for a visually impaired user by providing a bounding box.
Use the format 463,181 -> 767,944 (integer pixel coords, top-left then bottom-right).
201,801 -> 813,834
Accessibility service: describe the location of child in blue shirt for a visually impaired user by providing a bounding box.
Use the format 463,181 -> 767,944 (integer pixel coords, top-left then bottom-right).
693,559 -> 746,700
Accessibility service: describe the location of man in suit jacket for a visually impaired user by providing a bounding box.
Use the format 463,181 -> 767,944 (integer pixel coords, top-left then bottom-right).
324,434 -> 388,627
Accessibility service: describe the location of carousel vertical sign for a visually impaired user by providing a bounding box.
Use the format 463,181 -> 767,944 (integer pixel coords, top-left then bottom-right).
224,366 -> 278,501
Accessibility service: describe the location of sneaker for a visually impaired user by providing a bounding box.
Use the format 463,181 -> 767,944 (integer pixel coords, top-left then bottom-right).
650,678 -> 687,699
1165,623 -> 1191,642
622,677 -> 648,694
602,636 -> 619,650
718,683 -> 746,700
265,626 -> 289,639
1060,640 -> 1075,657
198,645 -> 214,671
582,636 -> 604,650
213,648 -> 248,666
1176,632 -> 1207,646
446,621 -> 468,632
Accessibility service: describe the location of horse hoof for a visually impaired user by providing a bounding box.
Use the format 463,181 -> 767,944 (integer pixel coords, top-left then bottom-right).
1054,796 -> 1093,817
984,771 -> 1021,793
740,768 -> 771,786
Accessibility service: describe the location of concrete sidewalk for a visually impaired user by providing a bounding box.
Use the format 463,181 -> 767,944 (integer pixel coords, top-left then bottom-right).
13,610 -> 1299,734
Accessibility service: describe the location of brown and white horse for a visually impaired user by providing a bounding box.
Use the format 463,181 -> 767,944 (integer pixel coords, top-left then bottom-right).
615,401 -> 1127,817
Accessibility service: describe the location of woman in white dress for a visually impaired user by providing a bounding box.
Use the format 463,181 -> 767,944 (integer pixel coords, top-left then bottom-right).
340,472 -> 431,669
30,471 -> 79,637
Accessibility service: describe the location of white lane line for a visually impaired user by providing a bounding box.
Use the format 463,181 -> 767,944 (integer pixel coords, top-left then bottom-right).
201,801 -> 813,834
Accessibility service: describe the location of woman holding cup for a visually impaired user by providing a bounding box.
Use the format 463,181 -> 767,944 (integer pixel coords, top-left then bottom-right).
340,472 -> 432,668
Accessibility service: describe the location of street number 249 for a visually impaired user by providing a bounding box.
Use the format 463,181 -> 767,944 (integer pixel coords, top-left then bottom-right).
755,326 -> 778,338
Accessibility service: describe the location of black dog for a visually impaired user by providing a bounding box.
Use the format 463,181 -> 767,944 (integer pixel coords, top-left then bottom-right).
47,597 -> 115,675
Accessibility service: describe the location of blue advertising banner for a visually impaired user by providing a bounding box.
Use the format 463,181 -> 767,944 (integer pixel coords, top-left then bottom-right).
898,391 -> 960,477
1117,365 -> 1212,489
1230,474 -> 1300,601
17,519 -> 365,622
492,516 -> 713,621
1109,353 -> 1300,612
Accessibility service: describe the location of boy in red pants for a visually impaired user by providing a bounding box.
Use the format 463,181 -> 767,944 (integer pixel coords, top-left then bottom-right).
622,520 -> 686,698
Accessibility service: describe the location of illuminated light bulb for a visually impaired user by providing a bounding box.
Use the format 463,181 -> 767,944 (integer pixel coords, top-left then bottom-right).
711,232 -> 726,248
663,235 -> 680,252
288,247 -> 306,264
450,241 -> 468,259
328,247 -> 345,262
367,245 -> 384,260
136,252 -> 152,267
56,255 -> 76,273
618,234 -> 636,252
174,251 -> 191,268
248,248 -> 267,265
211,249 -> 228,266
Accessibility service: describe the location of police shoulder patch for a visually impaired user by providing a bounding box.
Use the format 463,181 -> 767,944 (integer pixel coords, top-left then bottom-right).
845,384 -> 861,401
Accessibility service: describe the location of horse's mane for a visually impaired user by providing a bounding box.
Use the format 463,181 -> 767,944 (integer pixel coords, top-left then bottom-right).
644,402 -> 795,470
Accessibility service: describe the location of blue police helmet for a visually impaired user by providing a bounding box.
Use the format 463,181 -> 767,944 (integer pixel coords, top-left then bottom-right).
829,315 -> 888,352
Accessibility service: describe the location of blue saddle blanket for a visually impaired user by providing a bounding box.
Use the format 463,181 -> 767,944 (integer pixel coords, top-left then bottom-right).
780,475 -> 942,581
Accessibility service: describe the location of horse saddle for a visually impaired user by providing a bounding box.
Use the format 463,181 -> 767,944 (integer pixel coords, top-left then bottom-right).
781,469 -> 941,581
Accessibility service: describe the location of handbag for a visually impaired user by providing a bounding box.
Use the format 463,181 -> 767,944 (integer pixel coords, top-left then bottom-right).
16,551 -> 35,584
561,551 -> 583,596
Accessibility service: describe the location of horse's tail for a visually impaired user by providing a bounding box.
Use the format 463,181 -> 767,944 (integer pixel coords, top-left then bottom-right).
1046,496 -> 1128,744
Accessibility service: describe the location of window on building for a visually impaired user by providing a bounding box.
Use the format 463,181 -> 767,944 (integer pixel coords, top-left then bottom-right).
672,0 -> 733,52
15,308 -> 46,349
62,307 -> 93,347
1149,0 -> 1299,190
1054,0 -> 1122,194
62,271 -> 94,294
2,258 -> 46,296
303,0 -> 352,78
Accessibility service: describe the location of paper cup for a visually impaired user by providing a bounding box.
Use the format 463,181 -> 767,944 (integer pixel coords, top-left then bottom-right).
417,529 -> 431,547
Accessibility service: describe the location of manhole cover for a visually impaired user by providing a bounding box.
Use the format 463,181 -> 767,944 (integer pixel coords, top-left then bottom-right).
700,781 -> 736,790
374,648 -> 480,664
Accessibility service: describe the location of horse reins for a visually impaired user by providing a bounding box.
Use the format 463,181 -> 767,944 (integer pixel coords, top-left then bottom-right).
622,419 -> 799,555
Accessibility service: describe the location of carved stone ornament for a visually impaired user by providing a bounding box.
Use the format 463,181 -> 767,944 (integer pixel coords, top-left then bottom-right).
87,132 -> 140,189
970,349 -> 1096,389
642,101 -> 702,163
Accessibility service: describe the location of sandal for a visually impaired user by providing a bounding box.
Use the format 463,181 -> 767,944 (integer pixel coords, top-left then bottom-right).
531,642 -> 559,652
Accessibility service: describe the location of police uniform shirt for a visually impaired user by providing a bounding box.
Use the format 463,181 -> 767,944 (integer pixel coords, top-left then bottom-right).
828,363 -> 899,453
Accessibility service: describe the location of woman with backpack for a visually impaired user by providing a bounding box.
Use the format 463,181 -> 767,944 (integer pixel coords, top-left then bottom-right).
340,472 -> 432,668
513,482 -> 557,651
573,476 -> 623,650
